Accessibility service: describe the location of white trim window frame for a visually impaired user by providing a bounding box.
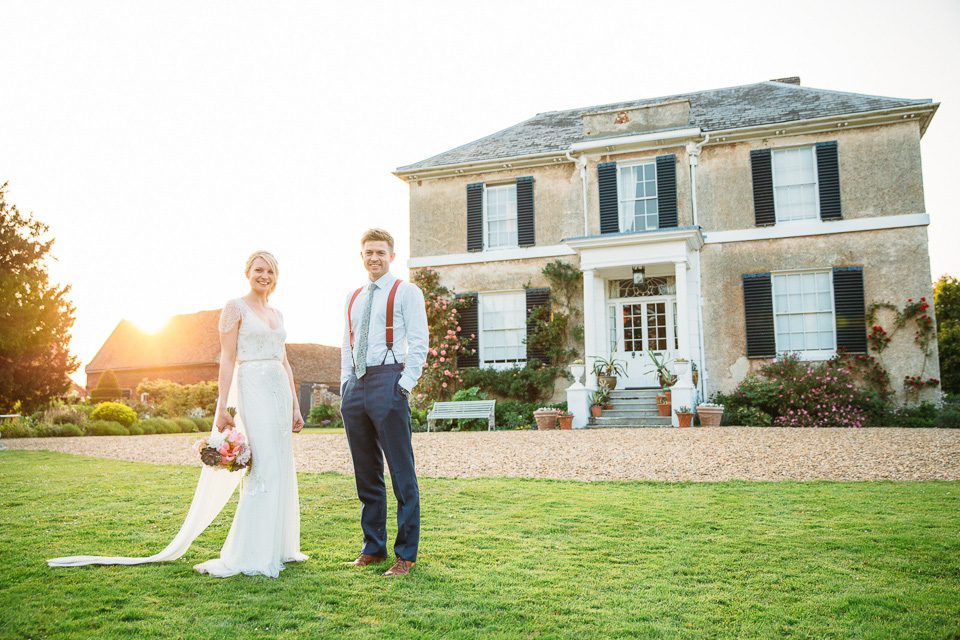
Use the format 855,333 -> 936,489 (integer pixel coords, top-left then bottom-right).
771,269 -> 836,360
617,161 -> 659,233
771,145 -> 820,223
478,290 -> 526,369
483,183 -> 519,250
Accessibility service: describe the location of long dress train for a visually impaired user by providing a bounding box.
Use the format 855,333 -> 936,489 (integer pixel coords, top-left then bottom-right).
48,298 -> 307,577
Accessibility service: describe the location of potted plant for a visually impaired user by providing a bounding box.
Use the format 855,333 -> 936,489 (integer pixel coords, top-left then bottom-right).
691,361 -> 699,387
696,402 -> 724,427
644,352 -> 676,394
533,407 -> 559,430
589,390 -> 604,418
597,381 -> 613,409
675,406 -> 694,428
591,351 -> 627,390
556,410 -> 574,430
656,394 -> 671,417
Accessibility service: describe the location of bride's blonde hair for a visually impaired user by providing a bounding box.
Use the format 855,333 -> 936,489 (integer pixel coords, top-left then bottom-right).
245,250 -> 279,296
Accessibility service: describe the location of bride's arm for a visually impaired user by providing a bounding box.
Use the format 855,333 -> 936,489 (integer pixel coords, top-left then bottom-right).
282,347 -> 304,433
214,319 -> 240,432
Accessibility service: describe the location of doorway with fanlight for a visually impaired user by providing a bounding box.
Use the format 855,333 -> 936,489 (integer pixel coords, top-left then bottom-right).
606,276 -> 678,388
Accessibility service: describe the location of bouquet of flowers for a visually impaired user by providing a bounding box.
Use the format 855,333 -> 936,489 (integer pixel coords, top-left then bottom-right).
193,428 -> 252,472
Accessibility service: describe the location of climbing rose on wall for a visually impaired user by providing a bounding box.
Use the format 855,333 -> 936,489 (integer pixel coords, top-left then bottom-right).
410,268 -> 474,409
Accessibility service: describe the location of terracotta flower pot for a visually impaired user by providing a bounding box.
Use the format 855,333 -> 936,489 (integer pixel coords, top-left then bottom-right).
676,412 -> 693,428
657,402 -> 671,417
534,410 -> 559,430
557,415 -> 574,430
697,406 -> 724,427
590,405 -> 603,417
665,390 -> 672,403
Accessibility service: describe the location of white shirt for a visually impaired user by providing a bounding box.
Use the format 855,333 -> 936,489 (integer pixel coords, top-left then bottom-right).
340,272 -> 428,392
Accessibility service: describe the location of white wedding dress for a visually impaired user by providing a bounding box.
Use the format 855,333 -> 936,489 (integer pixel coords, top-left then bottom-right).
48,298 -> 308,578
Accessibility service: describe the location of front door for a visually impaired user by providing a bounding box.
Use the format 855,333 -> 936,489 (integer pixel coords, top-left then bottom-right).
608,297 -> 678,388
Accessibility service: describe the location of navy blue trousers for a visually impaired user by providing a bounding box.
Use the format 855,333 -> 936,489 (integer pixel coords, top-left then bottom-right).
341,363 -> 420,562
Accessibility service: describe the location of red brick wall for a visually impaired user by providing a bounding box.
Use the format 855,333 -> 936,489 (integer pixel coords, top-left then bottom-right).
87,365 -> 220,394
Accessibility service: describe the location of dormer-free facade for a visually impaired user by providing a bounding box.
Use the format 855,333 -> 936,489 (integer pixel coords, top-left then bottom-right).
395,79 -> 940,424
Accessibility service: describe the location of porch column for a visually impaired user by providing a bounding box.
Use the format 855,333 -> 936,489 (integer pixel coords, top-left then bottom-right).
674,259 -> 690,360
582,268 -> 598,391
672,259 -> 694,425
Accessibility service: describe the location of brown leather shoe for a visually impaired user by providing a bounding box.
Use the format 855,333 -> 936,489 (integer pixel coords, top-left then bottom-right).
345,554 -> 387,567
382,558 -> 416,576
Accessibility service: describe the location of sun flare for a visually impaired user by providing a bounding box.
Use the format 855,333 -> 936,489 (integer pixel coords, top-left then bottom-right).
131,314 -> 172,334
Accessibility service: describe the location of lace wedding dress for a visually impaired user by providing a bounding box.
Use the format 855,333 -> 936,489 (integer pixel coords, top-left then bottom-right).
48,298 -> 308,578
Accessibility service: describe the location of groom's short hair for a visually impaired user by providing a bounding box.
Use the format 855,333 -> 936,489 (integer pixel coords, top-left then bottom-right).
361,228 -> 394,253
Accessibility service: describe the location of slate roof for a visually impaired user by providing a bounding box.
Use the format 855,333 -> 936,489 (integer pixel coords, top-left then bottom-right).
397,81 -> 932,171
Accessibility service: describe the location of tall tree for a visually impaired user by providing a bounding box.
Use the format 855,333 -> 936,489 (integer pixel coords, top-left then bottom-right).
0,183 -> 78,412
934,275 -> 960,395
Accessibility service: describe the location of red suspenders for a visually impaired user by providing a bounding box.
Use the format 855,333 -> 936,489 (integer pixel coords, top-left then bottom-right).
348,279 -> 403,352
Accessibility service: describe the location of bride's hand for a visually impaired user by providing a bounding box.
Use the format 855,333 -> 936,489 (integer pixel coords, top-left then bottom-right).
215,408 -> 236,432
292,409 -> 304,433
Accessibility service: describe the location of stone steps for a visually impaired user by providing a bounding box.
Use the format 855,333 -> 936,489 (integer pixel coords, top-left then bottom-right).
590,387 -> 674,428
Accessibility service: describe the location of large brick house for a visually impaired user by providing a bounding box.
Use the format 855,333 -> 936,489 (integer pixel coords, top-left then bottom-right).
86,310 -> 340,415
394,78 -> 941,426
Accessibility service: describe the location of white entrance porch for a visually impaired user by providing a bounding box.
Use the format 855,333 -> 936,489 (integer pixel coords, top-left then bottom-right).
565,228 -> 704,426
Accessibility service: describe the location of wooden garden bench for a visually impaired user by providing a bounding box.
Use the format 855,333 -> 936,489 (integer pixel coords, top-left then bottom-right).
426,400 -> 496,432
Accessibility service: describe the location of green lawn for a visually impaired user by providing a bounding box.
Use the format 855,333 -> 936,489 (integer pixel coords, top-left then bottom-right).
1,450 -> 958,639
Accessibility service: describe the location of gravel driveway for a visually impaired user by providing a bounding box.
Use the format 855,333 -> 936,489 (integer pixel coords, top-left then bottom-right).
4,427 -> 959,482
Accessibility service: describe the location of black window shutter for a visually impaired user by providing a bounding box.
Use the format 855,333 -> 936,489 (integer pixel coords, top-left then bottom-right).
598,162 -> 619,234
525,288 -> 551,364
742,273 -> 776,358
516,177 -> 535,247
656,154 -> 678,228
817,141 -> 842,221
456,293 -> 479,368
750,149 -> 775,226
466,183 -> 483,252
833,267 -> 867,353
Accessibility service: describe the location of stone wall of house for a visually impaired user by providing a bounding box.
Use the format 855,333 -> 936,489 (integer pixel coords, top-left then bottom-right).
696,122 -> 926,233
407,163 -> 584,259
700,225 -> 939,404
429,255 -> 580,296
86,365 -> 220,395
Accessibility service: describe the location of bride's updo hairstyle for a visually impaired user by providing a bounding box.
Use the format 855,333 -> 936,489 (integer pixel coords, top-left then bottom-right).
245,250 -> 279,296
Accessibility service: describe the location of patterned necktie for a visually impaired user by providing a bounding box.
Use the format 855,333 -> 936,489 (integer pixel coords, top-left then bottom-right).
355,282 -> 377,378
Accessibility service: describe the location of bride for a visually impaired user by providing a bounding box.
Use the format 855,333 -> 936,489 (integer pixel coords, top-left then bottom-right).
48,250 -> 308,577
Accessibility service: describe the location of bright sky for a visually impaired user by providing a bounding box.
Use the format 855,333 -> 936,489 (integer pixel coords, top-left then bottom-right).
2,0 -> 958,385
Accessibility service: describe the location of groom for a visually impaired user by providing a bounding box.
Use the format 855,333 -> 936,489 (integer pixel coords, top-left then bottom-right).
340,228 -> 428,576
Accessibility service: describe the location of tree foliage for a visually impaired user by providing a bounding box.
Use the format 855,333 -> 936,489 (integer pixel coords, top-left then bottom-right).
0,183 -> 78,413
935,275 -> 960,394
135,378 -> 218,417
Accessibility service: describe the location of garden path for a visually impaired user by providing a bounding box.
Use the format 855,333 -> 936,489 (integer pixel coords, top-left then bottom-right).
4,427 -> 960,481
